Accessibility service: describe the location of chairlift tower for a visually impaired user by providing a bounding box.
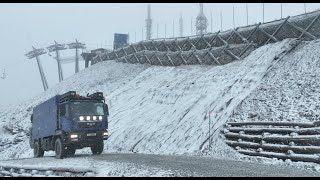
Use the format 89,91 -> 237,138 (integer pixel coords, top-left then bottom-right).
196,3 -> 208,35
25,47 -> 49,91
67,39 -> 86,73
47,41 -> 67,82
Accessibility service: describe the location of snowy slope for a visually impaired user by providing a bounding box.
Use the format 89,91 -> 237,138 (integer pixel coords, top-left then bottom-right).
0,38 -> 300,160
104,39 -> 298,155
229,39 -> 320,123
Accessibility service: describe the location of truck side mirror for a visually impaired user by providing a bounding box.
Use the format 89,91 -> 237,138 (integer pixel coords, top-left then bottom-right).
104,104 -> 109,117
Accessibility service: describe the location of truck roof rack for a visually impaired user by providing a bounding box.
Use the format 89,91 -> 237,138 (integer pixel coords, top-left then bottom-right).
59,91 -> 77,103
59,91 -> 105,103
88,92 -> 104,100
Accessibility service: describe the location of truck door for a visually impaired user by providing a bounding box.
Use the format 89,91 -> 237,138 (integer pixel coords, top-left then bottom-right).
59,103 -> 72,132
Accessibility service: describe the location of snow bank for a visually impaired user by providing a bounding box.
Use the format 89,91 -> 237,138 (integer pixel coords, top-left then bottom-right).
0,38 -> 300,160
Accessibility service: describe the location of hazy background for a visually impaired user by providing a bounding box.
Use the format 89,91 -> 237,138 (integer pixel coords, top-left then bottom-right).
0,3 -> 319,107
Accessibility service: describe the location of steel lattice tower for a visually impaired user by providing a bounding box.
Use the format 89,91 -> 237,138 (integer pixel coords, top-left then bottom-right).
145,4 -> 152,40
196,3 -> 208,35
47,41 -> 67,82
25,47 -> 49,91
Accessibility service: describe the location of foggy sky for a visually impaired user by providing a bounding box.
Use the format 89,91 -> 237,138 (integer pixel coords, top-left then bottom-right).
0,3 -> 319,107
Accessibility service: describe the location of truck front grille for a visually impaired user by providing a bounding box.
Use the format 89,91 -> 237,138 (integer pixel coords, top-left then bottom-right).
79,122 -> 102,129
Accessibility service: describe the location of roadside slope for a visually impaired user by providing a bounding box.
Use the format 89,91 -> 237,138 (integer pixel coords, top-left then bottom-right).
229,39 -> 320,123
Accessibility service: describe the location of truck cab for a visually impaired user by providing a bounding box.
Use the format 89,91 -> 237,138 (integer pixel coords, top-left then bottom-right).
29,91 -> 109,159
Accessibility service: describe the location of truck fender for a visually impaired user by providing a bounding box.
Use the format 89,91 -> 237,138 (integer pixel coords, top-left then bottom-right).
54,130 -> 67,143
55,130 -> 64,136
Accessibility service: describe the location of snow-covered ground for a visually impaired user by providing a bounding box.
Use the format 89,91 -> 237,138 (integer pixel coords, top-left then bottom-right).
229,39 -> 320,123
0,155 -> 175,177
1,37 -> 320,175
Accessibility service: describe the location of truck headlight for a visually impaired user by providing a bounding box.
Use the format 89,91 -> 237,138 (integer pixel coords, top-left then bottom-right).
103,132 -> 108,136
70,134 -> 78,138
92,116 -> 97,121
99,116 -> 103,121
79,116 -> 84,121
86,116 -> 91,121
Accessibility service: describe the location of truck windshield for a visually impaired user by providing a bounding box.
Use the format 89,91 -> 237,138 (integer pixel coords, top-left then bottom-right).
70,101 -> 104,116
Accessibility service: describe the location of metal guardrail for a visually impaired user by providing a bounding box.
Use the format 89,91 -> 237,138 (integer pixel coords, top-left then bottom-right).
223,121 -> 320,163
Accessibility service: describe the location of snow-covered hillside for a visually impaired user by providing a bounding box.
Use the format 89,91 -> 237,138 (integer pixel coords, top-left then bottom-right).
0,38 -> 305,160
229,39 -> 320,123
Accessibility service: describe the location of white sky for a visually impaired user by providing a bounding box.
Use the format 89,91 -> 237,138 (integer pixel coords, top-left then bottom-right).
0,3 -> 319,107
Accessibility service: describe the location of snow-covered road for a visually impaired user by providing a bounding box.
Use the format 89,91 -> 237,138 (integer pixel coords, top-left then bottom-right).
0,153 -> 319,177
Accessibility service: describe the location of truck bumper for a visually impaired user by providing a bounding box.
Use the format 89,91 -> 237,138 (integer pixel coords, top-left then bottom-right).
65,131 -> 108,148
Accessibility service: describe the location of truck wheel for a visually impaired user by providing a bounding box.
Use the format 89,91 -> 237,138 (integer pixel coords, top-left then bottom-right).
91,141 -> 104,155
55,138 -> 65,159
34,141 -> 44,158
66,147 -> 76,156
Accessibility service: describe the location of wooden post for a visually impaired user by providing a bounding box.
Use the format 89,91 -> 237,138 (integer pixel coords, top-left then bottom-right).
209,111 -> 211,150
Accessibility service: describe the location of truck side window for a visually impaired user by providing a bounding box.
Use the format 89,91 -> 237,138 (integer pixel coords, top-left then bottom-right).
60,104 -> 66,116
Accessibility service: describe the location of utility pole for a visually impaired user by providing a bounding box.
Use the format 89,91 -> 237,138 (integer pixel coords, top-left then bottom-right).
233,6 -> 235,28
304,3 -> 307,14
281,3 -> 283,19
173,20 -> 175,38
135,31 -> 137,43
191,20 -> 193,35
47,41 -> 67,82
220,11 -> 223,31
263,3 -> 265,23
157,23 -> 159,38
25,47 -> 49,91
142,28 -> 144,41
246,3 -> 249,26
67,39 -> 85,74
210,12 -> 213,32
179,13 -> 183,37
145,4 -> 152,40
165,23 -> 167,38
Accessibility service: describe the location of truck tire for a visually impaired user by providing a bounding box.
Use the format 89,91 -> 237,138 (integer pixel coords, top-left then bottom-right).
55,138 -> 65,159
66,147 -> 76,156
91,141 -> 104,155
34,141 -> 44,158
